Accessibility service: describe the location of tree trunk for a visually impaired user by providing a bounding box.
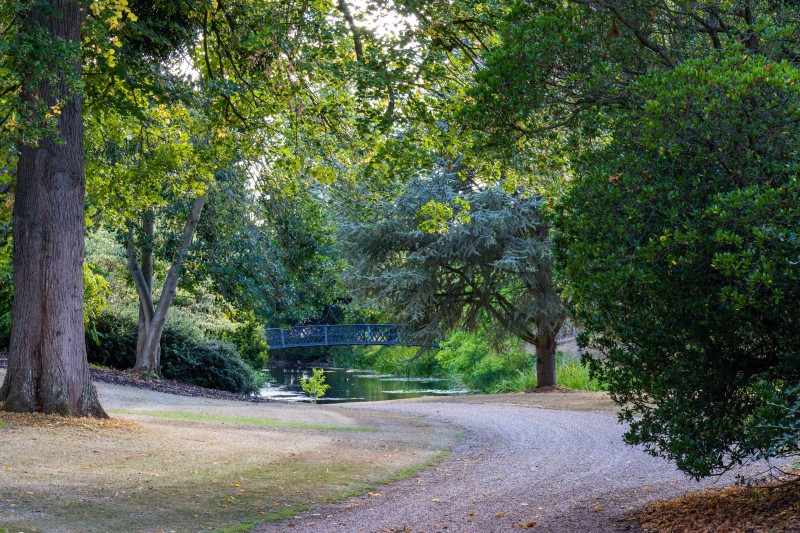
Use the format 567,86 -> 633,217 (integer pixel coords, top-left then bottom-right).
134,210 -> 159,370
534,323 -> 559,387
0,0 -> 106,417
127,195 -> 207,376
531,222 -> 564,389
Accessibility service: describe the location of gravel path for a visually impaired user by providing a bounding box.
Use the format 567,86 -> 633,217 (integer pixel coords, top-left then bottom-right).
258,400 -> 775,533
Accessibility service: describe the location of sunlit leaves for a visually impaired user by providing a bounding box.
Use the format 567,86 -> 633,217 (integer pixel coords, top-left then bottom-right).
86,97 -> 215,229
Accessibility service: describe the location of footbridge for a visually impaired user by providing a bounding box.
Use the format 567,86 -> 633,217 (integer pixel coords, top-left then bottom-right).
265,324 -> 431,349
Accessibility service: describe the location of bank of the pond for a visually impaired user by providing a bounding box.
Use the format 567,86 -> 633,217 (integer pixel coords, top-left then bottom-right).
264,339 -> 601,403
260,367 -> 472,403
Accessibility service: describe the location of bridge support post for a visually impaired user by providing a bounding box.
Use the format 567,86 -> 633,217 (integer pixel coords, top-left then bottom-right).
324,326 -> 328,346
280,329 -> 285,348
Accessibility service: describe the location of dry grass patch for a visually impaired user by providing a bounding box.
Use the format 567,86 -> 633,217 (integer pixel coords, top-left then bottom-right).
630,478 -> 800,532
0,391 -> 457,532
392,389 -> 618,411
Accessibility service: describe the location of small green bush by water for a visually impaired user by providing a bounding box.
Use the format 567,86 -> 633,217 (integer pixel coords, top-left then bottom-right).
300,368 -> 330,403
222,317 -> 269,370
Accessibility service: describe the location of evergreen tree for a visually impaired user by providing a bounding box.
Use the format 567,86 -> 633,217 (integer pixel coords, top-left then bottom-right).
342,160 -> 564,387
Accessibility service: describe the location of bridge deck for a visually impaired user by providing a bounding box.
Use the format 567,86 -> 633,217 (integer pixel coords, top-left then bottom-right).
265,324 -> 429,349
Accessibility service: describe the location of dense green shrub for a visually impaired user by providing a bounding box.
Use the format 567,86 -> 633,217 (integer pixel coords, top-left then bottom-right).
161,338 -> 262,395
87,307 -> 263,394
223,319 -> 269,370
555,52 -> 800,478
87,309 -> 138,369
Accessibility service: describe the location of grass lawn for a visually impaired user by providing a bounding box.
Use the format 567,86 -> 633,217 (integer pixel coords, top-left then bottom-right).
0,379 -> 458,533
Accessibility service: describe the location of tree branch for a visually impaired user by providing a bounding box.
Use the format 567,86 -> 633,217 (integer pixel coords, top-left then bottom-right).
125,224 -> 155,321
337,0 -> 364,62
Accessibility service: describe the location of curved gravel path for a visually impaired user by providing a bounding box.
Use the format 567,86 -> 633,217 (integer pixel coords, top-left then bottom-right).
258,400 -> 775,532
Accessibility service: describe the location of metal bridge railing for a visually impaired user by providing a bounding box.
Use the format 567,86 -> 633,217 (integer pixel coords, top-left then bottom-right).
264,324 -> 429,349
265,323 -> 582,350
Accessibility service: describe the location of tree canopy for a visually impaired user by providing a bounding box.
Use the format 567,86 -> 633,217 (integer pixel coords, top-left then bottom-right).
462,0 -> 800,477
341,160 -> 564,385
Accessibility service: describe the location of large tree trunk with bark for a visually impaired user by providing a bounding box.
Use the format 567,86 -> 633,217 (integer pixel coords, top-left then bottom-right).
0,0 -> 106,416
126,195 -> 207,376
534,320 -> 560,388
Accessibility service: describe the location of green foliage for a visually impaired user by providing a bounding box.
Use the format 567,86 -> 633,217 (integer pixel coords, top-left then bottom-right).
83,263 -> 111,327
435,329 -> 528,391
337,345 -> 441,377
192,179 -> 345,328
752,383 -> 800,460
86,309 -> 138,369
553,359 -> 604,393
417,197 -> 471,234
161,338 -> 263,396
223,318 -> 269,370
554,48 -> 800,478
300,368 -> 330,403
0,239 -> 11,349
341,160 -> 562,347
87,307 -> 263,394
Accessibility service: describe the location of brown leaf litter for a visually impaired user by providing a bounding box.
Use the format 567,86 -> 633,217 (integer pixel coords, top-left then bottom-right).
627,476 -> 800,532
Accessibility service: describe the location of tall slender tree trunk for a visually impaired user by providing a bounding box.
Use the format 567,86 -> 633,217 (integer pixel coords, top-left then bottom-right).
127,195 -> 207,376
0,0 -> 106,416
135,210 -> 159,369
532,223 -> 564,388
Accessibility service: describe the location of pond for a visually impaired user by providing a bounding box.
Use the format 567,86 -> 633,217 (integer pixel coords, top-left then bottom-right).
260,367 -> 471,403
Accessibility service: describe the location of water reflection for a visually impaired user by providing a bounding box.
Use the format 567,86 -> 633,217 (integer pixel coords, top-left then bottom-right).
260,367 -> 470,403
